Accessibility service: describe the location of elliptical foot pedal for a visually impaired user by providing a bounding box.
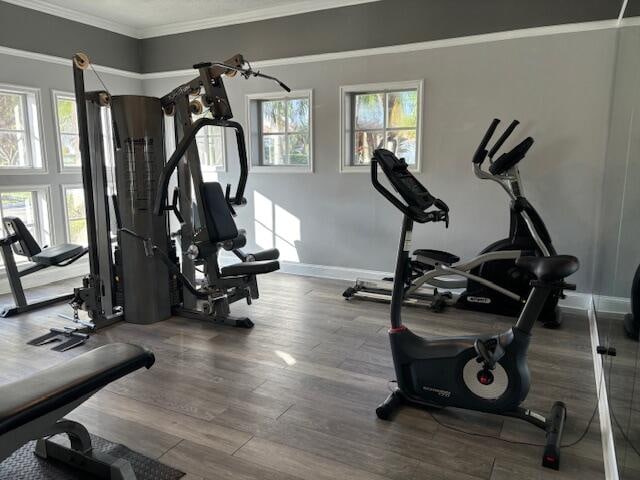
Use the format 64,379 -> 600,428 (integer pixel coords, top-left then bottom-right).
542,401 -> 566,470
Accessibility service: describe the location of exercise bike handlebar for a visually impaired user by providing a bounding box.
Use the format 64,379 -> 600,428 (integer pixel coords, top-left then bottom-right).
153,118 -> 248,216
371,159 -> 449,225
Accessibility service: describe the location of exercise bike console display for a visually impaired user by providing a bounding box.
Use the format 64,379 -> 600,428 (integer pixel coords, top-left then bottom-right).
371,149 -> 449,225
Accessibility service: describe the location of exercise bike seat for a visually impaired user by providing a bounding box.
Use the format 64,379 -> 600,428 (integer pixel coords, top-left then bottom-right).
516,255 -> 579,282
220,259 -> 280,277
0,343 -> 154,436
413,249 -> 460,266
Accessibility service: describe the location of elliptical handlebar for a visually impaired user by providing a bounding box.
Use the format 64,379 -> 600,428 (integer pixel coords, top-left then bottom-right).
472,118 -> 500,165
371,151 -> 449,226
473,118 -> 533,179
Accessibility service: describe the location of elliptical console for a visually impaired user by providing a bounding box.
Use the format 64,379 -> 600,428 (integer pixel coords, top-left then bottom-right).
371,148 -> 578,470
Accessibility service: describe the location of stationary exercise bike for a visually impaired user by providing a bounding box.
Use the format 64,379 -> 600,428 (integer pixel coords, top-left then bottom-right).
344,119 -> 563,328
371,148 -> 578,470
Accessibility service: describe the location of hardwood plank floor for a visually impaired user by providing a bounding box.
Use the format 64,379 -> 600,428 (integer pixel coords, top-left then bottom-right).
0,273 -> 604,479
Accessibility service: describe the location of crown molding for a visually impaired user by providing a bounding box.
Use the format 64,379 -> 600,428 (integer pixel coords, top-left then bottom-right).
1,0 -> 138,37
1,0 -> 381,39
141,18 -> 623,79
0,45 -> 143,79
138,0 -> 382,38
2,17 -> 636,80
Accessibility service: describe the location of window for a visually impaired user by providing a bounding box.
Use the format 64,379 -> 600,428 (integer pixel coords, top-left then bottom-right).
63,186 -> 87,246
0,85 -> 44,171
0,188 -> 51,265
247,90 -> 312,172
194,112 -> 225,171
340,81 -> 422,172
54,92 -> 81,169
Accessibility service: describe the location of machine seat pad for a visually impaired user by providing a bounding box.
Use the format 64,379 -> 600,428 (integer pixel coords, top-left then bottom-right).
221,260 -> 280,277
31,243 -> 86,266
413,249 -> 460,265
0,343 -> 154,436
251,248 -> 280,261
516,255 -> 579,282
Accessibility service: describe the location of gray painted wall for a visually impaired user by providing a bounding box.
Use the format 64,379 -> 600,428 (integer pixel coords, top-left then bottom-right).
145,28 -> 616,291
140,0 -> 622,73
0,52 -> 142,248
594,24 -> 640,298
0,2 -> 140,71
0,0 -> 624,73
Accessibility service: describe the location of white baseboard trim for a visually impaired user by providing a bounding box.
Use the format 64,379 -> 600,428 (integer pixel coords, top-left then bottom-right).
593,295 -> 632,316
276,260 -> 596,311
278,260 -> 389,282
0,260 -> 87,296
588,297 -> 619,480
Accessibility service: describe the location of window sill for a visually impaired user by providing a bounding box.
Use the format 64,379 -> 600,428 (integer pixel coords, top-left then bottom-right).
59,166 -> 82,174
250,165 -> 313,174
340,164 -> 420,173
0,167 -> 48,175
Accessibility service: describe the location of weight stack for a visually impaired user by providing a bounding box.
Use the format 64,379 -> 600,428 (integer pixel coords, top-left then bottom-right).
110,95 -> 171,324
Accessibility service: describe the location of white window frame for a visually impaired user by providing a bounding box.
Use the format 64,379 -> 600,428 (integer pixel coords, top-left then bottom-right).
193,113 -> 227,173
339,80 -> 423,173
61,184 -> 87,245
52,90 -> 81,173
0,84 -> 46,174
246,89 -> 313,174
0,185 -> 53,249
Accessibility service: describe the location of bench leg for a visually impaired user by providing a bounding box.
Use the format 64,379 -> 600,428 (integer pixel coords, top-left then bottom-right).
35,419 -> 137,480
1,243 -> 27,309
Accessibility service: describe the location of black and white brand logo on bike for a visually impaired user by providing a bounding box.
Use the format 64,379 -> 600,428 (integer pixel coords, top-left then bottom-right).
467,296 -> 492,304
422,386 -> 451,398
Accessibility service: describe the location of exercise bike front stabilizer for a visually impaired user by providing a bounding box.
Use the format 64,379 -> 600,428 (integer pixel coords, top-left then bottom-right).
370,149 -> 578,470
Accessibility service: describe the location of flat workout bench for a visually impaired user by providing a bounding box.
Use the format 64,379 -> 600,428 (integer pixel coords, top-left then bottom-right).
1,216 -> 88,317
0,343 -> 155,479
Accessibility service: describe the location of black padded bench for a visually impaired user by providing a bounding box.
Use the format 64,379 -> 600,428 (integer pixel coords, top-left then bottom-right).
1,216 -> 88,317
220,259 -> 280,277
0,343 -> 155,479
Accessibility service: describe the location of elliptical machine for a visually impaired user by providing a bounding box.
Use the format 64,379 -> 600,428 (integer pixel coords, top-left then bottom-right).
371,148 -> 578,470
344,119 -> 563,328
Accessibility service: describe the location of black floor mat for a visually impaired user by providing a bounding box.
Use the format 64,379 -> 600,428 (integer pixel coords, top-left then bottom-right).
0,434 -> 185,480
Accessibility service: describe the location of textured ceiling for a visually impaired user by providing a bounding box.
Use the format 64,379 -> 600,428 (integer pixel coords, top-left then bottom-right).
27,0 -> 380,35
